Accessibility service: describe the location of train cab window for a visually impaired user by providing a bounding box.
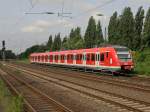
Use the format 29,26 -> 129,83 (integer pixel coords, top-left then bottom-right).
100,53 -> 104,61
91,54 -> 95,61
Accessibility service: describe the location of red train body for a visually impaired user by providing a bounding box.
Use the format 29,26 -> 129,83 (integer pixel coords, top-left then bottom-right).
29,46 -> 134,73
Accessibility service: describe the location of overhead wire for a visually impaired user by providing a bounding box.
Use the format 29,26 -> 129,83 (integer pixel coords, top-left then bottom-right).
9,0 -> 39,36
61,0 -> 117,29
73,0 -> 117,19
13,0 -> 39,27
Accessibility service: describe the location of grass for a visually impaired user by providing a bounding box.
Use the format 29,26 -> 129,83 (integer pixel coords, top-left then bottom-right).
134,48 -> 150,76
16,59 -> 30,64
0,78 -> 23,112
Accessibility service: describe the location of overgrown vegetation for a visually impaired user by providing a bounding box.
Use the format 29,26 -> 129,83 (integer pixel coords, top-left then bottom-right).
0,50 -> 16,59
134,48 -> 150,76
0,78 -> 23,112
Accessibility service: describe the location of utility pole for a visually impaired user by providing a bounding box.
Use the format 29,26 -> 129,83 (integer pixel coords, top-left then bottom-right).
2,40 -> 6,61
97,14 -> 108,45
104,27 -> 107,44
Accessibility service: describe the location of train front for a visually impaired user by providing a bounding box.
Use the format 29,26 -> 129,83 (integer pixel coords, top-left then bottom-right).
114,46 -> 134,72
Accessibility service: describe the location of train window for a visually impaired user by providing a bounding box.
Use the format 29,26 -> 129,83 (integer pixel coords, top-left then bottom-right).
50,55 -> 53,60
38,56 -> 40,61
45,55 -> 48,59
100,53 -> 104,61
91,54 -> 95,61
48,55 -> 50,60
87,54 -> 90,61
84,54 -> 86,60
41,56 -> 44,61
74,55 -> 76,60
67,55 -> 69,60
98,54 -> 100,61
96,54 -> 99,61
76,55 -> 79,60
106,52 -> 109,58
71,55 -> 73,60
64,55 -> 66,60
80,54 -> 82,60
62,55 -> 64,60
55,55 -> 58,60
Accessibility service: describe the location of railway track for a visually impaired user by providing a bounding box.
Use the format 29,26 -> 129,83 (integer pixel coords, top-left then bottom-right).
0,67 -> 73,112
11,62 -> 150,85
10,62 -> 150,93
3,63 -> 150,112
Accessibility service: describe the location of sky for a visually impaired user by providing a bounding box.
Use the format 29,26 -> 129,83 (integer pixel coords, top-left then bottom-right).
0,0 -> 150,54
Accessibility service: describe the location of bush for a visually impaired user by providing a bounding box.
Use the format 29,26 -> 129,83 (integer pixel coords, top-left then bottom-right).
134,48 -> 150,76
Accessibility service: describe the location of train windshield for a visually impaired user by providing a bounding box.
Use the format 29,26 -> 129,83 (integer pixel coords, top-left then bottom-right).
114,47 -> 132,61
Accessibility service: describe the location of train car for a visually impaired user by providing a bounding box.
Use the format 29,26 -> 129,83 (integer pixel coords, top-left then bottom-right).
29,45 -> 134,73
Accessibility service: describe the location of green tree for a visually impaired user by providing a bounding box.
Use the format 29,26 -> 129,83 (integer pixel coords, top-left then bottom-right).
118,7 -> 135,49
133,6 -> 144,50
68,27 -> 84,49
19,45 -> 40,59
142,7 -> 150,49
84,16 -> 97,48
96,20 -> 103,46
108,11 -> 119,44
46,35 -> 53,51
61,36 -> 69,50
52,33 -> 61,51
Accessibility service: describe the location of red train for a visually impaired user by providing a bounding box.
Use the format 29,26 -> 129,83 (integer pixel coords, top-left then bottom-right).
29,45 -> 134,73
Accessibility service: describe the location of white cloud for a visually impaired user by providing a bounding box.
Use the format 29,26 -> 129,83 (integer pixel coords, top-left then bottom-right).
34,20 -> 51,27
22,26 -> 44,33
21,20 -> 52,33
21,19 -> 75,33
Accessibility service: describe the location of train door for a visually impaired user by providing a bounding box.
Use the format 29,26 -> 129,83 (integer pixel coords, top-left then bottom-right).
100,52 -> 105,66
83,52 -> 86,67
95,53 -> 100,67
105,52 -> 110,66
100,52 -> 110,67
73,53 -> 76,65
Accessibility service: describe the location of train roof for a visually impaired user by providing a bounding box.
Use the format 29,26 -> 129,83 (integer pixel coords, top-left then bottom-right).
30,45 -> 130,56
30,46 -> 118,56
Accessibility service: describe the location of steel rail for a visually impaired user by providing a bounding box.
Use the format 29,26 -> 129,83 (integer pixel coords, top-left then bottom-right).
0,68 -> 73,112
6,64 -> 150,112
